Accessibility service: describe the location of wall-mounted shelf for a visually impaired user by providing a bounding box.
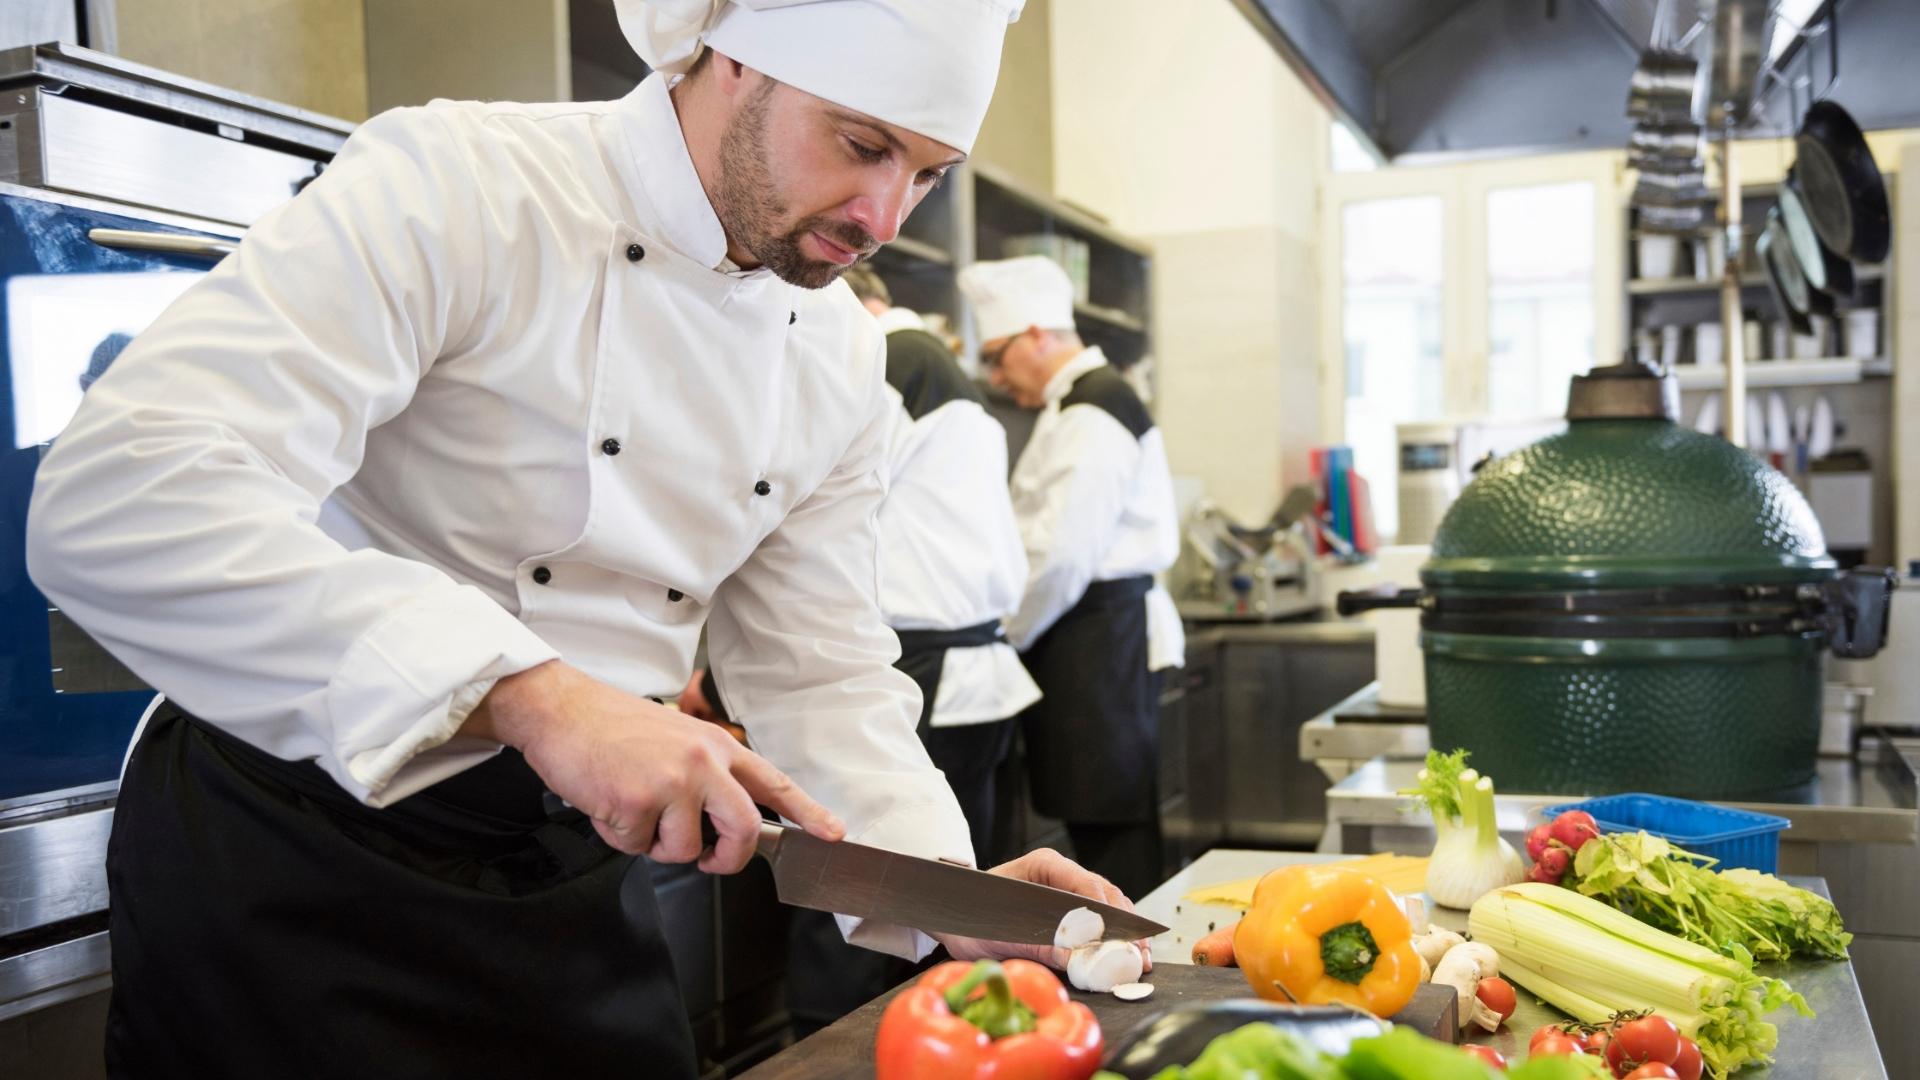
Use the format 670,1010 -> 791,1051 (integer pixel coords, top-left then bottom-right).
1629,267 -> 1884,297
1074,300 -> 1146,335
1672,357 -> 1891,390
878,235 -> 954,267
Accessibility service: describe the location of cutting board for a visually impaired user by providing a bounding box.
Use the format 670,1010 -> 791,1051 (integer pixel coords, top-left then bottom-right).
738,966 -> 1457,1079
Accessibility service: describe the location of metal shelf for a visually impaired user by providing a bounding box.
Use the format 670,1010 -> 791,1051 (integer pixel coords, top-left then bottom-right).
1629,275 -> 1768,295
1629,267 -> 1884,297
1672,357 -> 1891,390
878,235 -> 954,267
1074,300 -> 1146,334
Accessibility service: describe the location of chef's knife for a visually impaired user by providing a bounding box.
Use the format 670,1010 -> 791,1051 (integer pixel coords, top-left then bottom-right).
748,821 -> 1166,945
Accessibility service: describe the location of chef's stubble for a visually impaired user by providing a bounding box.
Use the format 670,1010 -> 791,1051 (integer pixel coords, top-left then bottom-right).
715,79 -> 877,289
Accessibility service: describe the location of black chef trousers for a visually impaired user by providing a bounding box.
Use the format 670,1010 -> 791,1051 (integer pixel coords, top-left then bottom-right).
104,702 -> 697,1079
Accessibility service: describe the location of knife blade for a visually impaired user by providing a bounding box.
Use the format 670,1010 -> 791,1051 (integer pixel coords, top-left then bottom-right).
751,822 -> 1167,945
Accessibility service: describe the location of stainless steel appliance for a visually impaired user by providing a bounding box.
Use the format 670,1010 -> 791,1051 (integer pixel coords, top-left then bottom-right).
1173,494 -> 1317,622
0,43 -> 347,1040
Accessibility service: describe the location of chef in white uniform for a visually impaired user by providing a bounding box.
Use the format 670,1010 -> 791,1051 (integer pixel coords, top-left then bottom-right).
23,3 -> 1133,1075
959,254 -> 1184,900
792,264 -> 1045,1032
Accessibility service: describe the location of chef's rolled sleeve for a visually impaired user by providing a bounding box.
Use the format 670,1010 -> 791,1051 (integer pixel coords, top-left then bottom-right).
705,365 -> 974,961
24,106 -> 556,805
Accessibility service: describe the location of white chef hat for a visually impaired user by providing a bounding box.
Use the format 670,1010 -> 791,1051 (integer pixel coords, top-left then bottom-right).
617,0 -> 1024,155
958,255 -> 1076,344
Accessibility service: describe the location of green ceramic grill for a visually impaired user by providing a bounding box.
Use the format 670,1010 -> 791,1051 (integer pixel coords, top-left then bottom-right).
1344,362 -> 1894,798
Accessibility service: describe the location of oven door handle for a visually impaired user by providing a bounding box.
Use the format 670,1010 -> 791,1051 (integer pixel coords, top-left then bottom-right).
87,228 -> 236,260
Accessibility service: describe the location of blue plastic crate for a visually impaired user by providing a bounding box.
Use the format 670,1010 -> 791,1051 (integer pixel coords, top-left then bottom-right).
1544,793 -> 1790,873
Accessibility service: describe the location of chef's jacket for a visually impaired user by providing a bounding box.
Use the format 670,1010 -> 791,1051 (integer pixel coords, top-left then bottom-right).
25,72 -> 971,960
876,325 -> 1040,727
1005,347 -> 1184,668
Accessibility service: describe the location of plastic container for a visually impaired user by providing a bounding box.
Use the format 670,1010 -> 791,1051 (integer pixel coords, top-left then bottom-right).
1545,793 -> 1790,873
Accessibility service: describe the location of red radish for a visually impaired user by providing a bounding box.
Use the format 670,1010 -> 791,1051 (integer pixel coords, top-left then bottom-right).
1526,823 -> 1554,861
1536,846 -> 1571,876
1475,977 -> 1516,1025
1550,810 -> 1601,851
1461,1044 -> 1507,1070
1622,1067 -> 1679,1080
1669,1037 -> 1703,1080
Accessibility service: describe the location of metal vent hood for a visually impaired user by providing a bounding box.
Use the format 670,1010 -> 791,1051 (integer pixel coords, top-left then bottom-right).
1230,0 -> 1920,163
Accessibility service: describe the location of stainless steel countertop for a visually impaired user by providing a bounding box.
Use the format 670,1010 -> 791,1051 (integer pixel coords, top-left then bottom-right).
1137,850 -> 1885,1078
1183,618 -> 1374,648
1308,685 -> 1919,846
1326,756 -> 1918,845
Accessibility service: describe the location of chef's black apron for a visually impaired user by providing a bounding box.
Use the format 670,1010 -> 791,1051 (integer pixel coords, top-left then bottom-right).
1016,575 -> 1162,896
785,619 -> 1014,1036
104,701 -> 697,1079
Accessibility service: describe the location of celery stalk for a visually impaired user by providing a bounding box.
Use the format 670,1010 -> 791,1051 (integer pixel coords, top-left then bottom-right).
1470,883 -> 1810,1078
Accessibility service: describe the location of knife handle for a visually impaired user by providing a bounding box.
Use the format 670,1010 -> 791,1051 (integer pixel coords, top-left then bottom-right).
697,816 -> 787,861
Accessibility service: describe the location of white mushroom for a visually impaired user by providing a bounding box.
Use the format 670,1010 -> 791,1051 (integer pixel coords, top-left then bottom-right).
1066,940 -> 1145,994
1054,906 -> 1105,951
1410,926 -> 1466,971
1431,942 -> 1503,1032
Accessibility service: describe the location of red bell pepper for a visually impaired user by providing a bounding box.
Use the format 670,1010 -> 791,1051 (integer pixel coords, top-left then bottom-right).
874,959 -> 1103,1080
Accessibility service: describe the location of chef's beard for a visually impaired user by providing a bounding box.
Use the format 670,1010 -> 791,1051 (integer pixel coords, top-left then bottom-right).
715,80 -> 876,290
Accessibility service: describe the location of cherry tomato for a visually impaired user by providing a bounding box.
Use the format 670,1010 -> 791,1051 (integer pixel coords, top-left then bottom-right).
1608,1015 -> 1682,1073
1669,1037 -> 1703,1080
1526,823 -> 1554,861
1530,1024 -> 1572,1053
1584,1027 -> 1612,1059
1622,1066 -> 1679,1080
1551,810 -> 1601,851
1533,1033 -> 1586,1058
1462,1044 -> 1507,1070
1476,977 -> 1517,1025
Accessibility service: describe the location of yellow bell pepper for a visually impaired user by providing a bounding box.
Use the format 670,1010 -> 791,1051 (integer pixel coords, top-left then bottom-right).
1233,864 -> 1420,1016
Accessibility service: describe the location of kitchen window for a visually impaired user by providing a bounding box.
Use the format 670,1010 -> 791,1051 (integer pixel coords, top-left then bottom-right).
1486,181 -> 1597,419
1340,195 -> 1445,543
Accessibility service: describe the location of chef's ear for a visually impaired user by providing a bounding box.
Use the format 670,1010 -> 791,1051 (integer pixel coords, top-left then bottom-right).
700,47 -> 756,97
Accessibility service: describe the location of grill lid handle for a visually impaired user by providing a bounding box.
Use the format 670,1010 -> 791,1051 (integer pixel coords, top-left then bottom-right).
1823,567 -> 1897,659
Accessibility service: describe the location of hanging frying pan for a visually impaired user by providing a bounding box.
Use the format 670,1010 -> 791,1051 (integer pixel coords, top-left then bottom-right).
1795,100 -> 1891,264
1780,168 -> 1854,300
1758,209 -> 1814,336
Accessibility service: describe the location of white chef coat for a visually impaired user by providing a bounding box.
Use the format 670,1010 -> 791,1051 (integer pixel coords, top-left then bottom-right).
24,73 -> 971,960
1005,347 -> 1184,668
876,331 -> 1041,728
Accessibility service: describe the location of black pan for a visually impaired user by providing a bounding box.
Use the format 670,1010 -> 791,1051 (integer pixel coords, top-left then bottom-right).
1780,168 -> 1854,300
1758,209 -> 1814,337
1795,100 -> 1891,264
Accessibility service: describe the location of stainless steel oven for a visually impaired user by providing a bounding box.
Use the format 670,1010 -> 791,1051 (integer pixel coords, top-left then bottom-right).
0,182 -> 239,1023
0,45 -> 348,1049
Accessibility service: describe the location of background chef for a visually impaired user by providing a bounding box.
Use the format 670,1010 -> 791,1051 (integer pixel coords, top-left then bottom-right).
959,254 -> 1186,900
25,1 -> 1135,1075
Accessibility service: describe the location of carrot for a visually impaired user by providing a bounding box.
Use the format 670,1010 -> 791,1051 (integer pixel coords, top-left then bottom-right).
1192,922 -> 1238,967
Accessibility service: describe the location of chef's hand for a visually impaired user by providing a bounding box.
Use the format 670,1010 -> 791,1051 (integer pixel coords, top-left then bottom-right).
929,848 -> 1154,973
464,660 -> 844,873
